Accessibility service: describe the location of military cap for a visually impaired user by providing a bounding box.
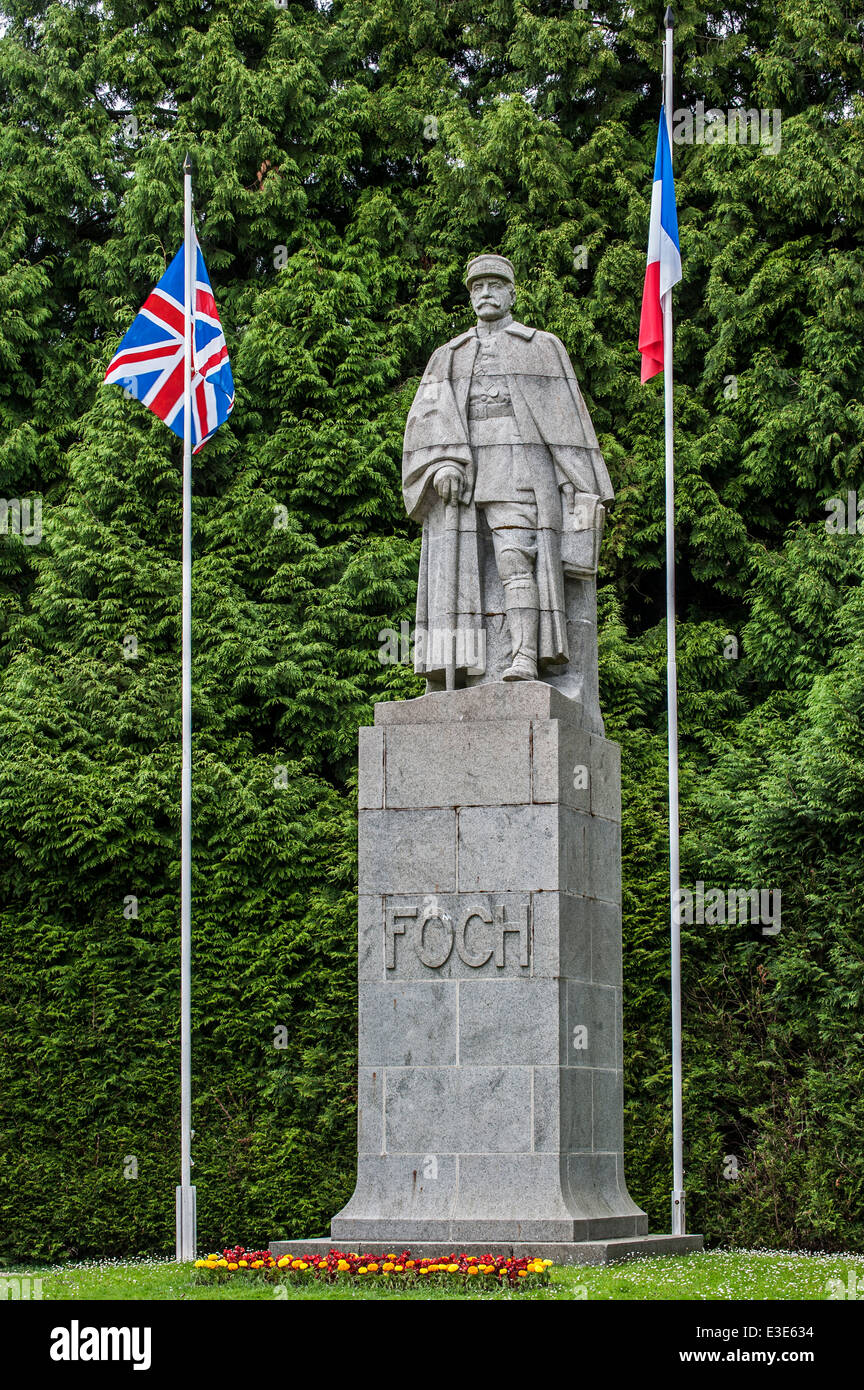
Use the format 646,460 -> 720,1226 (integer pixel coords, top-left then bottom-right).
464,253 -> 516,288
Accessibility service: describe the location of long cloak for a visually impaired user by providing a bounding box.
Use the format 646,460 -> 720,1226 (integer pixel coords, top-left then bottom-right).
402,321 -> 613,680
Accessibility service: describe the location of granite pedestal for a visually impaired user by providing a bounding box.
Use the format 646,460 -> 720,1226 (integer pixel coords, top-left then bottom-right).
308,680 -> 698,1258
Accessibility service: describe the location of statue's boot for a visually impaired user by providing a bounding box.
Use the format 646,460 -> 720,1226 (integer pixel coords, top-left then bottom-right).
501,575 -> 539,681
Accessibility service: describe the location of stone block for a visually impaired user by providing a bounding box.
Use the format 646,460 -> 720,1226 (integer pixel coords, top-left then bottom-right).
359,981 -> 457,1067
558,1067 -> 594,1152
453,1154 -> 580,1221
358,727 -> 384,809
384,1066 -> 532,1153
458,979 -> 560,1065
584,815 -> 621,903
560,805 -> 587,889
592,1069 -> 624,1153
273,1234 -> 703,1264
566,980 -> 618,1070
589,898 -> 623,987
458,804 -> 558,891
532,1065 -> 561,1152
358,808 -> 456,893
374,680 -> 582,728
564,1153 -> 625,1219
336,1154 -> 458,1221
531,720 -> 593,812
589,735 -> 621,822
383,721 -> 531,808
358,895 -> 383,980
556,894 -> 602,983
357,1067 -> 384,1154
530,892 -> 567,978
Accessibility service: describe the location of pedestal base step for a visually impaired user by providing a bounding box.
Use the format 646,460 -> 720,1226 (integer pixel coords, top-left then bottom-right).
269,1234 -> 703,1267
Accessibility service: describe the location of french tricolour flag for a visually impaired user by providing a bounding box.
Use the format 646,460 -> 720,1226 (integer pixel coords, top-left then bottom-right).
638,108 -> 681,382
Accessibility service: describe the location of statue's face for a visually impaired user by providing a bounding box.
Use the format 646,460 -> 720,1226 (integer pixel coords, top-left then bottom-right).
469,275 -> 514,322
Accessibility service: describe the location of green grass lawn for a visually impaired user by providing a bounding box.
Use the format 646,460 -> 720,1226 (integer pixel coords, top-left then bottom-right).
5,1249 -> 863,1300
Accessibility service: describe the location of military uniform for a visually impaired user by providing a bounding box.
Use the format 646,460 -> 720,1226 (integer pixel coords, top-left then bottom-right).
466,326 -> 542,677
402,252 -> 613,685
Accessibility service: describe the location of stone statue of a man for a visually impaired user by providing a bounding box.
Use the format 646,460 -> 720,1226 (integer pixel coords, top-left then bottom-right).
402,255 -> 613,720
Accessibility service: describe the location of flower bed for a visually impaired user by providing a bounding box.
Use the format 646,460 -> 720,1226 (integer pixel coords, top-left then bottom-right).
193,1247 -> 553,1289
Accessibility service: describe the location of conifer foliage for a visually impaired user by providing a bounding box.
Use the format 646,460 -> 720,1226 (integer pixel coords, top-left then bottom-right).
2,0 -> 864,1255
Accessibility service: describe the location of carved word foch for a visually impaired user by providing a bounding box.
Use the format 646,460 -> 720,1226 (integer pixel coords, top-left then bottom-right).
385,900 -> 530,971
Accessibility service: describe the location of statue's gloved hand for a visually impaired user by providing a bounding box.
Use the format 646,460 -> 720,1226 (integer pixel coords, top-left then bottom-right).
559,481 -> 576,514
433,465 -> 464,505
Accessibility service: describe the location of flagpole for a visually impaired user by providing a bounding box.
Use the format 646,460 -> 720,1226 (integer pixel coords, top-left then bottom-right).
176,150 -> 197,1262
662,5 -> 685,1238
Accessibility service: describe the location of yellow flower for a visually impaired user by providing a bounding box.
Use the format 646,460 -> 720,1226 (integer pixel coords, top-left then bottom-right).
447,1264 -> 459,1273
367,1262 -> 379,1272
217,1259 -> 228,1268
252,1260 -> 264,1268
227,1263 -> 238,1271
358,1266 -> 368,1275
382,1262 -> 394,1272
337,1260 -> 350,1272
205,1260 -> 217,1269
277,1256 -> 290,1268
543,1259 -> 554,1266
194,1259 -> 205,1268
394,1265 -> 404,1273
467,1267 -> 479,1276
239,1259 -> 248,1267
518,1270 -> 528,1277
419,1268 -> 429,1275
382,1271 -> 391,1278
405,1260 -> 415,1268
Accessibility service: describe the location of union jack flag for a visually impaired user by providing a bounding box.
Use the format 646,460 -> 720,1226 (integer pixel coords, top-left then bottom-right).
104,234 -> 234,452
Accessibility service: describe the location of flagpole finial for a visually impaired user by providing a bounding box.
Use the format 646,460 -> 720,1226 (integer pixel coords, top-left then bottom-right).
183,151 -> 192,174
664,5 -> 675,27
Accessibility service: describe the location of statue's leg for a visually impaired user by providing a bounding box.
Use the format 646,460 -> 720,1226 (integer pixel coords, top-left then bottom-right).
486,504 -> 540,681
